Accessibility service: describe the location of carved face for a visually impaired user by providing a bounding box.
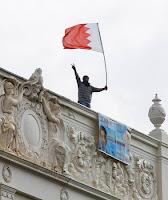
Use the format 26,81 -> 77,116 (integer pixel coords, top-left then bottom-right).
49,100 -> 60,114
4,81 -> 15,95
69,129 -> 76,144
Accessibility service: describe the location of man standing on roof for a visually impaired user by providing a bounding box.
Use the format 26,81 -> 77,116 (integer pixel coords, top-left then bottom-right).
72,64 -> 107,108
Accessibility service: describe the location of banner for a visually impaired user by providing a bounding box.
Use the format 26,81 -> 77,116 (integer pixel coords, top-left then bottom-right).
98,114 -> 131,164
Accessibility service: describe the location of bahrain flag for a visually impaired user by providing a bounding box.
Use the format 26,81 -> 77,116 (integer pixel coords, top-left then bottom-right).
62,23 -> 104,53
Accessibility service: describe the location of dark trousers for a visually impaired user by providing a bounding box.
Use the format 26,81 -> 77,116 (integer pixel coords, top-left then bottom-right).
78,101 -> 90,108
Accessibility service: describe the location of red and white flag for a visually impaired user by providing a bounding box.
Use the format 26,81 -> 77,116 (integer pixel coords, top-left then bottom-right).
62,23 -> 104,53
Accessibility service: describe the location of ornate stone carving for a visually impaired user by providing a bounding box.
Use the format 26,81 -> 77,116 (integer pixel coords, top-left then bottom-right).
42,91 -> 61,139
133,157 -> 157,200
16,98 -> 48,165
112,162 -> 128,198
48,138 -> 69,173
2,164 -> 12,183
67,129 -> 96,181
60,188 -> 69,200
22,68 -> 43,102
65,134 -> 158,200
93,156 -> 111,193
0,77 -> 24,154
40,91 -> 68,173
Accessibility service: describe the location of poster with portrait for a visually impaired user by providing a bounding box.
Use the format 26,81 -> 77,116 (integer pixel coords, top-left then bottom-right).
98,114 -> 131,164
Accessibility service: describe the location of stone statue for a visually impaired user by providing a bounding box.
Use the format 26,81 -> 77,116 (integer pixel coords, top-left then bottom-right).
26,68 -> 43,86
0,78 -> 24,153
41,91 -> 68,173
42,91 -> 60,124
22,68 -> 43,101
41,91 -> 61,139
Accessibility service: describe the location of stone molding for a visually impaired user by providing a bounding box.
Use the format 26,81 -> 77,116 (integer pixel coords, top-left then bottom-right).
0,184 -> 16,200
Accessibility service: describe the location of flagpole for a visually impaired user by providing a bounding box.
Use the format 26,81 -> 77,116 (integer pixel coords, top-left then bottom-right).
97,23 -> 108,87
103,52 -> 108,87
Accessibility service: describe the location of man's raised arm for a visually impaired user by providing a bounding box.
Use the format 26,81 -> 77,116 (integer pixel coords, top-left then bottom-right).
72,64 -> 81,85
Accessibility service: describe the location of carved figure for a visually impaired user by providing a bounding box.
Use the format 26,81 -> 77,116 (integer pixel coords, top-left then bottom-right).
76,133 -> 95,171
41,92 -> 69,173
26,68 -> 43,86
112,162 -> 127,197
42,91 -> 61,139
22,68 -> 43,101
0,78 -> 24,153
48,139 -> 66,172
64,125 -> 78,175
94,156 -> 110,193
67,126 -> 77,146
42,91 -> 60,124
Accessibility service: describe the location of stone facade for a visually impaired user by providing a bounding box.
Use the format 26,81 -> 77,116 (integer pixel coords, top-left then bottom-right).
0,67 -> 166,199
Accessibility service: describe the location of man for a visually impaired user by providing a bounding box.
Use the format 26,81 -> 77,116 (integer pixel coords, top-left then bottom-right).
72,64 -> 107,108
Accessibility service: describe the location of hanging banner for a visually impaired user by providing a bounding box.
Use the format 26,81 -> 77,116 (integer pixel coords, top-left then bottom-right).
98,114 -> 131,164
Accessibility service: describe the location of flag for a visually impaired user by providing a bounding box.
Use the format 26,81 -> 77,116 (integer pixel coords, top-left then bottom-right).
62,23 -> 104,53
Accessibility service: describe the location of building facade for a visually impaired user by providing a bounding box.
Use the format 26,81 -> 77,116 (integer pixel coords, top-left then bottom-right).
0,67 -> 167,200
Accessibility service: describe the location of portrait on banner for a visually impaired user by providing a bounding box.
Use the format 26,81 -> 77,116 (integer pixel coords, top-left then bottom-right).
98,114 -> 131,164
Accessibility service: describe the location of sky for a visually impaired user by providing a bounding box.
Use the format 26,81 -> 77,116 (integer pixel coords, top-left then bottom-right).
0,0 -> 168,134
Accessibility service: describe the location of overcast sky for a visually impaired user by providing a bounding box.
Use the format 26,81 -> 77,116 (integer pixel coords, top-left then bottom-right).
0,0 -> 168,134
